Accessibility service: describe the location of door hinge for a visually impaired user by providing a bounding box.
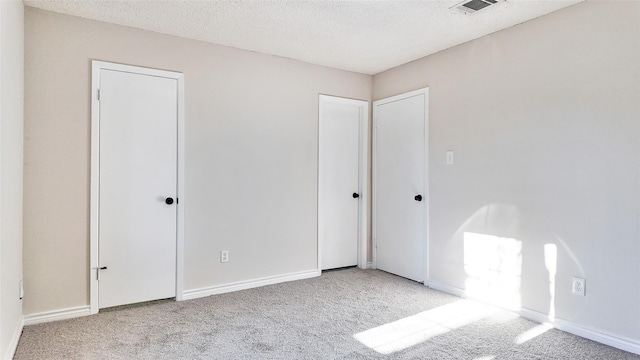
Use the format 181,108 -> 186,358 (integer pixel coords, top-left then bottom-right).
96,266 -> 107,280
97,89 -> 101,101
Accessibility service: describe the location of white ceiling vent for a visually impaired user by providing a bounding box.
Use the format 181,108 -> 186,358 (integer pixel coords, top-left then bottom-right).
453,0 -> 503,14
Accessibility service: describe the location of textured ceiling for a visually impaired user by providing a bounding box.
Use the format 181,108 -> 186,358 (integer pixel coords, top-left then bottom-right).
23,0 -> 583,75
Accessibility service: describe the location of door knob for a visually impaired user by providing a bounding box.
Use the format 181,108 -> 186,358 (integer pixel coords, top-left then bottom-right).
353,193 -> 360,198
414,195 -> 422,201
165,197 -> 174,205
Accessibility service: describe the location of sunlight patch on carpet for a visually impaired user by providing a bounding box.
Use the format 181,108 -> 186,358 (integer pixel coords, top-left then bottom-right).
354,299 -> 499,354
515,323 -> 553,345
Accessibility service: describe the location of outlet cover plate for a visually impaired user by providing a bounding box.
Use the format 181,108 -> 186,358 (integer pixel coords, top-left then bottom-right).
220,250 -> 229,263
446,151 -> 454,165
572,277 -> 585,296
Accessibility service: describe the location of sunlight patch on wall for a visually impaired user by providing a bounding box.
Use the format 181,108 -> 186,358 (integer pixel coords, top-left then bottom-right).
553,234 -> 584,274
544,243 -> 557,321
354,299 -> 499,354
464,232 -> 522,310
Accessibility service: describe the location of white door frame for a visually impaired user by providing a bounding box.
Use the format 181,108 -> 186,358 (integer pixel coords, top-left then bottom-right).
372,88 -> 429,282
318,94 -> 369,270
90,60 -> 185,314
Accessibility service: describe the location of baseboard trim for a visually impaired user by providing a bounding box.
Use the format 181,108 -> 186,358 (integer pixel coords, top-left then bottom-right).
23,305 -> 91,326
518,307 -> 553,325
4,316 -> 24,360
424,280 -> 640,356
182,269 -> 321,301
554,318 -> 640,355
425,279 -> 465,297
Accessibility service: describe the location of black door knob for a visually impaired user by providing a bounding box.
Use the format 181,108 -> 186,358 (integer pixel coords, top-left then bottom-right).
353,193 -> 360,198
165,197 -> 174,205
414,195 -> 422,201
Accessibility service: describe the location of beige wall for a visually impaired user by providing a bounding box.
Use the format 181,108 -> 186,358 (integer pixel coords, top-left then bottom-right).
23,8 -> 372,314
374,1 -> 639,340
0,1 -> 24,358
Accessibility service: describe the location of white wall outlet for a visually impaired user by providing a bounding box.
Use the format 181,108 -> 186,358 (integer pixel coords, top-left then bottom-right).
220,250 -> 229,263
446,150 -> 454,165
572,277 -> 585,296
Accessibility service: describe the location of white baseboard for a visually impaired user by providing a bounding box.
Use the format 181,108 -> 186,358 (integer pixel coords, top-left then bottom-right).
23,305 -> 91,326
182,269 -> 321,301
21,270 -> 321,324
4,317 -> 24,360
554,318 -> 640,355
425,279 -> 465,297
518,307 -> 554,325
424,280 -> 640,356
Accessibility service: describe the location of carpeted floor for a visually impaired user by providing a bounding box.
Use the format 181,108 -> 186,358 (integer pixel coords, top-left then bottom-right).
14,268 -> 640,359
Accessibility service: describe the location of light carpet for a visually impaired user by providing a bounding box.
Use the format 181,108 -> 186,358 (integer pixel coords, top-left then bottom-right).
14,268 -> 639,359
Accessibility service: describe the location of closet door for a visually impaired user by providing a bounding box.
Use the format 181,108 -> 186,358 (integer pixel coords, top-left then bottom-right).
95,65 -> 178,308
373,89 -> 428,282
318,95 -> 366,270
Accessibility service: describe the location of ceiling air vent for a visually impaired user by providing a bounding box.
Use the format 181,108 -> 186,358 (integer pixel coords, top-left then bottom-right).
453,0 -> 502,14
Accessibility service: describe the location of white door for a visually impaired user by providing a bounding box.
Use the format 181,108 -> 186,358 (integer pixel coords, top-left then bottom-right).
318,95 -> 366,270
373,89 -> 428,282
97,68 -> 178,308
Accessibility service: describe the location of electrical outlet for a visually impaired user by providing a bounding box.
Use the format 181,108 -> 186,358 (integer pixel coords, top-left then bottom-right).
572,277 -> 585,296
220,250 -> 229,263
446,151 -> 454,165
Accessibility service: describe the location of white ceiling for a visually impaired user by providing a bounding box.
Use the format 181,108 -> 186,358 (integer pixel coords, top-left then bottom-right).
23,0 -> 583,75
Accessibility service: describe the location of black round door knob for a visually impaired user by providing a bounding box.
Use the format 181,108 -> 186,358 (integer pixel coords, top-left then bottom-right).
414,195 -> 423,201
165,197 -> 174,205
353,193 -> 360,198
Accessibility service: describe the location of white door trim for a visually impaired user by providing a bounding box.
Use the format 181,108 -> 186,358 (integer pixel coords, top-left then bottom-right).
317,94 -> 369,270
372,87 -> 429,282
90,60 -> 185,314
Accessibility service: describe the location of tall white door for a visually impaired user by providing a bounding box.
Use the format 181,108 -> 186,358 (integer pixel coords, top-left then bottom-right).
97,68 -> 178,308
373,89 -> 428,282
318,95 -> 365,270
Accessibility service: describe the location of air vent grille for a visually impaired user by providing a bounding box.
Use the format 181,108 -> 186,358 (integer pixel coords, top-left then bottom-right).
453,0 -> 502,14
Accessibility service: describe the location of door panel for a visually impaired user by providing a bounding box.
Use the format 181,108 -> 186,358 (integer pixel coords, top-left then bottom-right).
98,69 -> 177,308
319,97 -> 361,270
374,92 -> 426,282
